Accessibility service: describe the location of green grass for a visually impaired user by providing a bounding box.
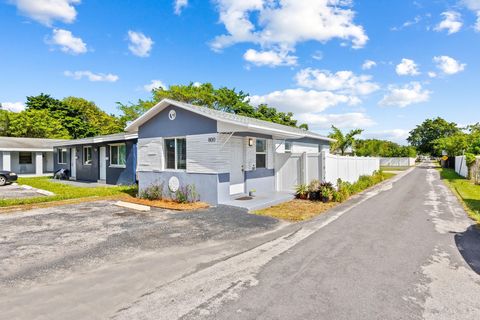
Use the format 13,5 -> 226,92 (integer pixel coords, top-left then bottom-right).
380,166 -> 411,171
439,168 -> 480,223
0,176 -> 137,208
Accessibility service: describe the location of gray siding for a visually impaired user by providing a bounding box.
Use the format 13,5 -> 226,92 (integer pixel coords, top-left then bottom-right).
138,171 -> 219,204
105,140 -> 136,185
53,147 -> 71,173
245,168 -> 275,194
139,105 -> 217,139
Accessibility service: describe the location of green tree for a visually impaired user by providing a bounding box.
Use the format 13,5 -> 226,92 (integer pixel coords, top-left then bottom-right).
62,97 -> 123,136
407,117 -> 459,156
356,139 -> 417,157
5,109 -> 70,138
328,126 -> 364,156
118,82 -> 305,128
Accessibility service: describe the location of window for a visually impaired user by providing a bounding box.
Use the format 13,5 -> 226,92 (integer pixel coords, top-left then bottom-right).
58,148 -> 67,164
19,152 -> 32,164
83,146 -> 92,165
284,141 -> 292,153
165,138 -> 187,170
110,144 -> 126,167
256,139 -> 267,169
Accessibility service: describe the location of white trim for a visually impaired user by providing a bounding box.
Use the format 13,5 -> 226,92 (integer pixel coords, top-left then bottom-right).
0,148 -> 53,152
109,143 -> 127,167
164,136 -> 187,171
57,148 -> 68,165
83,146 -> 93,165
53,133 -> 138,147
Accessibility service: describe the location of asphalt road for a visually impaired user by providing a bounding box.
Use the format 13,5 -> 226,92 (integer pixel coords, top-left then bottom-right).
115,163 -> 480,320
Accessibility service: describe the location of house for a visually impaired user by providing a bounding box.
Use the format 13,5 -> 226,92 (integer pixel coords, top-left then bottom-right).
0,137 -> 66,175
125,99 -> 333,205
53,132 -> 138,185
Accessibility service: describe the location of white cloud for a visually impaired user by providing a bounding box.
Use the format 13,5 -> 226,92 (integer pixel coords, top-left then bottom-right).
47,28 -> 87,54
211,0 -> 368,64
9,0 -> 80,26
428,71 -> 437,78
463,0 -> 480,11
395,58 -> 420,76
434,11 -> 463,34
243,48 -> 297,67
1,101 -> 25,112
391,15 -> 422,31
296,112 -> 376,130
127,31 -> 153,57
363,129 -> 410,144
312,51 -> 323,61
379,82 -> 431,108
144,79 -> 166,92
64,70 -> 119,82
433,55 -> 466,74
250,88 -> 359,114
295,68 -> 380,96
362,59 -> 376,70
174,0 -> 188,14
475,12 -> 480,32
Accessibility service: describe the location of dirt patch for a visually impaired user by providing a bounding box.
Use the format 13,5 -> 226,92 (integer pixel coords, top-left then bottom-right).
124,198 -> 210,211
254,199 -> 338,222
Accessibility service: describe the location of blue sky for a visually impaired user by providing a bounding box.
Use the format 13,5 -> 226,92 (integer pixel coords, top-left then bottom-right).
1,0 -> 479,143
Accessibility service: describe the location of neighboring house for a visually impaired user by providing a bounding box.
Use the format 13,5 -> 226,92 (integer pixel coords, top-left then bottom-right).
125,99 -> 333,205
53,133 -> 138,185
0,137 -> 66,175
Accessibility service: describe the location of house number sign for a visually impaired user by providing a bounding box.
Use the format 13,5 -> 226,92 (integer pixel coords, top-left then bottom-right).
208,137 -> 216,143
168,110 -> 176,120
168,176 -> 180,192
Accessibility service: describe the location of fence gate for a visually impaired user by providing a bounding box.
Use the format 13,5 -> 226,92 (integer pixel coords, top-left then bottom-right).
275,153 -> 303,192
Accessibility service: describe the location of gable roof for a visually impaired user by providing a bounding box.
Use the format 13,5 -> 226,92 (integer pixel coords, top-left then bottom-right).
53,132 -> 138,147
126,99 -> 334,142
0,137 -> 68,152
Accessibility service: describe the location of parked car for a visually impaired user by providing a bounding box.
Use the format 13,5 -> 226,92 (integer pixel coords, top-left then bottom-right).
0,170 -> 18,186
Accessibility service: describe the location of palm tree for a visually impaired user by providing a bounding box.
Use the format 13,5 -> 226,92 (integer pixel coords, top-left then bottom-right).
328,126 -> 364,156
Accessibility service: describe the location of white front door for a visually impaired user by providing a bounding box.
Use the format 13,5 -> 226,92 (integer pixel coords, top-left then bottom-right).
99,146 -> 106,181
71,148 -> 76,179
229,137 -> 245,195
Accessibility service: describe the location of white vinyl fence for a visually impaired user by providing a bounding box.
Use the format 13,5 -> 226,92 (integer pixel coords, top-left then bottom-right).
455,156 -> 468,178
275,151 -> 380,191
380,157 -> 416,167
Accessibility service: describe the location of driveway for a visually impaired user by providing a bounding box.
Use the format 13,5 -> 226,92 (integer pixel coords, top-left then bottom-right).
0,184 -> 46,199
114,163 -> 480,320
0,201 -> 285,320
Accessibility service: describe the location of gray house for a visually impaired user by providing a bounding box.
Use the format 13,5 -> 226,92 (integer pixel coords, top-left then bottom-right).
0,137 -> 66,175
53,133 -> 138,185
126,99 -> 333,205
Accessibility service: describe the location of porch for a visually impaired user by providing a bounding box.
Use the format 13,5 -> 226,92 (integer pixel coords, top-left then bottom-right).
219,191 -> 294,211
1,151 -> 54,175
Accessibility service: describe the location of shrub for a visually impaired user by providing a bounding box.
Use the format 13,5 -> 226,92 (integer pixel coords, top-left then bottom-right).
175,184 -> 200,203
139,184 -> 163,200
308,179 -> 322,200
295,184 -> 308,199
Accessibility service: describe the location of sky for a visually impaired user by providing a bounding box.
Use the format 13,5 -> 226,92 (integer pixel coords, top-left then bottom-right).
1,0 -> 479,144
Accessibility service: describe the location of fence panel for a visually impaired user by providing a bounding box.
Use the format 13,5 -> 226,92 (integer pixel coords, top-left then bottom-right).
306,153 -> 320,184
275,153 -> 303,192
455,156 -> 468,178
324,154 -> 380,184
380,157 -> 416,167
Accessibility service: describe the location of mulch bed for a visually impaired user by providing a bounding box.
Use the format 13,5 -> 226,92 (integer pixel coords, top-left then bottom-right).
124,197 -> 210,211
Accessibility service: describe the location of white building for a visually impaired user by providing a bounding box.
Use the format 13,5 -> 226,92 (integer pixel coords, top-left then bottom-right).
0,137 -> 67,175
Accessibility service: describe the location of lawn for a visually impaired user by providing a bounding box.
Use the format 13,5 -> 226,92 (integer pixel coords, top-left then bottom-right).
0,177 -> 137,208
439,168 -> 480,223
380,166 -> 411,171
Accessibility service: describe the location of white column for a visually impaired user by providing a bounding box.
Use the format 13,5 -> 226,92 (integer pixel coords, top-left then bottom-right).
35,152 -> 43,175
2,151 -> 11,171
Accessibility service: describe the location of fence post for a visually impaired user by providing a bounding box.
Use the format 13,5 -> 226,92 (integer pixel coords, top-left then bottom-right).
320,150 -> 327,182
301,152 -> 308,184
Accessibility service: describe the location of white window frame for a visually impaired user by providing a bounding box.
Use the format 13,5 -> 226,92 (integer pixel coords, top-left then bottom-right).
109,143 -> 127,168
164,136 -> 187,171
83,146 -> 92,165
284,141 -> 292,153
58,148 -> 67,164
255,138 -> 267,169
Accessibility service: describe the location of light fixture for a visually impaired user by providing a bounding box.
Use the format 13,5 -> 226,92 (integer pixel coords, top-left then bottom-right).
248,138 -> 254,146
